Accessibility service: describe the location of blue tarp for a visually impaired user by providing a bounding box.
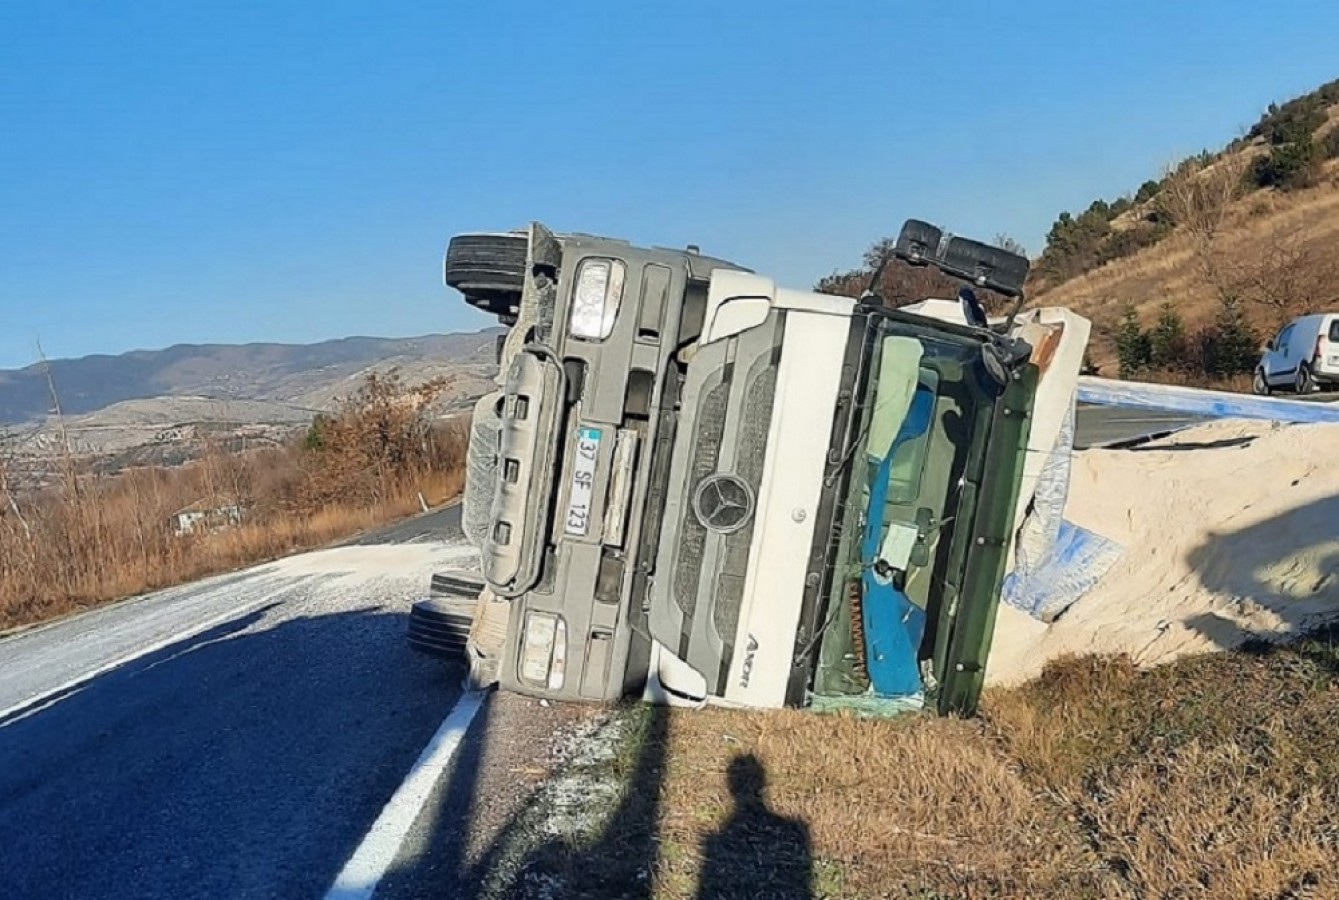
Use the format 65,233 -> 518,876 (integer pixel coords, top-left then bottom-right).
1002,519 -> 1123,622
1002,395 -> 1122,622
1077,376 -> 1339,423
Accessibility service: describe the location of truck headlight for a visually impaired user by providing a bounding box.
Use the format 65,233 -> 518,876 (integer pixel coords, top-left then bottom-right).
568,258 -> 626,341
519,610 -> 567,690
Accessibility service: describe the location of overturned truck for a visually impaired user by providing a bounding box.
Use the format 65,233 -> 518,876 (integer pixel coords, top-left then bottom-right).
411,220 -> 1088,717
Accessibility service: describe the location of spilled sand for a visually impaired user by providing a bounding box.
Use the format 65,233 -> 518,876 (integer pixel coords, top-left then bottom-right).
987,419 -> 1339,686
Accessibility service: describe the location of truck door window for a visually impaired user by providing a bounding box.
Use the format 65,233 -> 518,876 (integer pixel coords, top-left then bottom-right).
885,375 -> 938,505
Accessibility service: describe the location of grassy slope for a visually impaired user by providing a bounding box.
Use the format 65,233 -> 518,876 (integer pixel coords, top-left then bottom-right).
507,630 -> 1339,899
1034,160 -> 1339,375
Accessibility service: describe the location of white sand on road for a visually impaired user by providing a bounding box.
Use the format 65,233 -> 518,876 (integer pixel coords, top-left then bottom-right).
258,542 -> 480,587
987,419 -> 1339,686
0,540 -> 481,721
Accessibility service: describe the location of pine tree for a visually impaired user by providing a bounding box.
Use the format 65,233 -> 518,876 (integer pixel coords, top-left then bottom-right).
1212,294 -> 1260,376
1149,302 -> 1187,369
1114,304 -> 1152,378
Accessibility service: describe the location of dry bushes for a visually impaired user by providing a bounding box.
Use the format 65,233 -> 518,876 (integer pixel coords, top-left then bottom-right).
816,249 -> 1016,315
0,370 -> 468,631
297,370 -> 463,509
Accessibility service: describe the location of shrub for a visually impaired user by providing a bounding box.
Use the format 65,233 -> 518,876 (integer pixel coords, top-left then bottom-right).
1324,127 -> 1339,160
1210,294 -> 1261,377
1134,179 -> 1162,203
1114,304 -> 1153,378
1252,136 -> 1323,191
1149,302 -> 1188,369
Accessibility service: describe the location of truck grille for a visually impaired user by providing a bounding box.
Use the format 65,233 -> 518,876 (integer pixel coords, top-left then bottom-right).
713,362 -> 777,644
673,379 -> 729,620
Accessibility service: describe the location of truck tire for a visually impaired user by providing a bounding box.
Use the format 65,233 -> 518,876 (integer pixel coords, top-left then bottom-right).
430,569 -> 486,599
444,233 -> 527,321
407,597 -> 475,660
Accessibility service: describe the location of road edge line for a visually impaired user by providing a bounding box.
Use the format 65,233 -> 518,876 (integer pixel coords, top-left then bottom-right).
325,687 -> 488,900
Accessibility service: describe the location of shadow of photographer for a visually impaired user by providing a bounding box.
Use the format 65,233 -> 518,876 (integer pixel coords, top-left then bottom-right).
696,753 -> 813,900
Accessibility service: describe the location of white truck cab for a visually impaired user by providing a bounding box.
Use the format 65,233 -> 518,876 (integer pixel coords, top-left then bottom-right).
418,219 -> 1089,718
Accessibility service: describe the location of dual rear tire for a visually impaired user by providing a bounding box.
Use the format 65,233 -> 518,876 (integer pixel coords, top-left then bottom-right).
406,570 -> 485,661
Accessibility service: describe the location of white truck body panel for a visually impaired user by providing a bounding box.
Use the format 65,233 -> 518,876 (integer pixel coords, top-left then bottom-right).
720,305 -> 851,708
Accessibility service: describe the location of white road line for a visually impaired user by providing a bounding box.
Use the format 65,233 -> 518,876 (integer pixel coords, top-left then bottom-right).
325,688 -> 488,900
0,583 -> 297,728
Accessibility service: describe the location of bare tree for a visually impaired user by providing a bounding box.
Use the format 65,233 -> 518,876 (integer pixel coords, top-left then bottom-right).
1156,151 -> 1251,296
1225,223 -> 1339,326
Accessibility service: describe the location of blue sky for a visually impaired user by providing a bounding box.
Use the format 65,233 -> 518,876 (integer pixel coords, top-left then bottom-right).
2,1 -> 1338,368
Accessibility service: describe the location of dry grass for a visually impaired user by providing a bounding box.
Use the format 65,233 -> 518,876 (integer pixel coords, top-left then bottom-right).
541,630 -> 1339,899
986,645 -> 1339,900
1112,367 -> 1255,393
655,708 -> 1109,899
0,371 -> 468,632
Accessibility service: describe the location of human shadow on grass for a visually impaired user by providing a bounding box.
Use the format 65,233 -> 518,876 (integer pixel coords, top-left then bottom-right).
696,754 -> 813,900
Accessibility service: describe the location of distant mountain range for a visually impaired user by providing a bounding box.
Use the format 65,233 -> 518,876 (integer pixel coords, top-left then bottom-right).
0,330 -> 504,479
0,330 -> 503,426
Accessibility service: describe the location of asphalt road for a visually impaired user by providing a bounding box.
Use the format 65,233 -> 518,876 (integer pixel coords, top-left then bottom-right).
0,505 -> 550,900
1073,404 -> 1208,449
338,501 -> 464,547
1073,391 -> 1339,449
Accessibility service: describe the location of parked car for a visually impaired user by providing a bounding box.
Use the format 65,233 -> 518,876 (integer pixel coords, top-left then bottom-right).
1254,312 -> 1339,395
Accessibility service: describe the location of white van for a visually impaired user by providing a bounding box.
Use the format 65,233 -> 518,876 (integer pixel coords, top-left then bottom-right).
1254,313 -> 1339,394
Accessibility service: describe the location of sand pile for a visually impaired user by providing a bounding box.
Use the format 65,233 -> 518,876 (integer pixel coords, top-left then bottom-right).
986,418 -> 1339,686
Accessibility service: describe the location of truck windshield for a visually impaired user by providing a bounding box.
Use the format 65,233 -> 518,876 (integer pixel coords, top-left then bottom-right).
812,317 -> 992,712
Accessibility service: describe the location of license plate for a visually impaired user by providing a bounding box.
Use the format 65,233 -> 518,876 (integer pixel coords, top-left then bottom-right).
564,427 -> 601,536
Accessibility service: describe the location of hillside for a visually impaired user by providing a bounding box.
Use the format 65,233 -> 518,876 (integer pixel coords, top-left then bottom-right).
0,329 -> 502,483
0,330 -> 502,425
1037,180 -> 1339,373
1028,78 -> 1339,375
813,78 -> 1339,383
